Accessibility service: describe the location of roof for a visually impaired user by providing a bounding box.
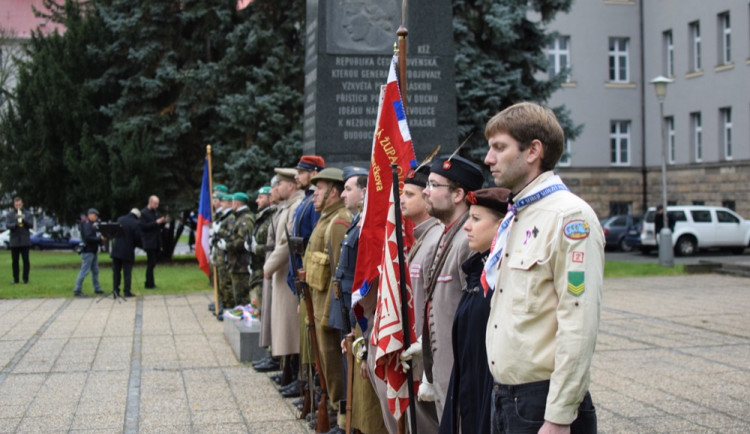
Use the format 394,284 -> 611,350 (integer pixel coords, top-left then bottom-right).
0,0 -> 65,39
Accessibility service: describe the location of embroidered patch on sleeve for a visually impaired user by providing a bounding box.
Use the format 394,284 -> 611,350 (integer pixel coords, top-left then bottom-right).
568,271 -> 585,296
563,220 -> 590,240
571,251 -> 584,263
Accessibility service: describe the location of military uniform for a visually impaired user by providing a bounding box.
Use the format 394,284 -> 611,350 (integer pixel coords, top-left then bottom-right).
485,171 -> 604,427
263,188 -> 304,357
249,203 -> 274,304
255,203 -> 277,348
226,195 -> 255,307
212,204 -> 235,309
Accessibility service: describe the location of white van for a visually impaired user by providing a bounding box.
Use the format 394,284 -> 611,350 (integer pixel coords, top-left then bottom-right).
640,205 -> 750,256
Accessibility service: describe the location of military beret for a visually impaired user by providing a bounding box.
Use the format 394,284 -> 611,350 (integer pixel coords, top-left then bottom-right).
466,187 -> 511,213
430,154 -> 484,192
342,166 -> 368,181
87,208 -> 99,216
232,192 -> 249,203
296,155 -> 326,172
311,167 -> 344,184
274,167 -> 297,182
213,184 -> 228,193
257,186 -> 271,195
219,193 -> 232,201
405,165 -> 430,188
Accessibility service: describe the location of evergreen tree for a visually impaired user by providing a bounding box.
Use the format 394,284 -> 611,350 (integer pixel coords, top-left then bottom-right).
453,0 -> 581,161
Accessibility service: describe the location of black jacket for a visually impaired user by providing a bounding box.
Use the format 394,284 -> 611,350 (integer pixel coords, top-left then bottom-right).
80,220 -> 102,253
5,208 -> 33,248
140,207 -> 163,250
111,212 -> 141,262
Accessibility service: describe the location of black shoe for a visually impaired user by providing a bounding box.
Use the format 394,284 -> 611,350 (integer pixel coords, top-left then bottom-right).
216,314 -> 224,321
73,292 -> 85,297
113,291 -> 120,299
22,280 -> 28,284
278,379 -> 300,393
94,289 -> 104,294
252,356 -> 273,368
325,427 -> 345,434
145,284 -> 157,290
280,385 -> 302,398
271,373 -> 283,385
123,291 -> 135,298
208,302 -> 215,312
254,359 -> 281,372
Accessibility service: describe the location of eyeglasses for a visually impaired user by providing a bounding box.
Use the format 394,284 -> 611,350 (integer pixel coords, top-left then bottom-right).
426,181 -> 453,191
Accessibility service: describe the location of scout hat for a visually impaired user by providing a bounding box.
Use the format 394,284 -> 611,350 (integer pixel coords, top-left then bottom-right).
310,167 -> 344,184
296,155 -> 326,172
274,168 -> 297,182
466,187 -> 511,213
342,166 -> 368,181
232,192 -> 249,203
257,186 -> 271,195
430,154 -> 484,192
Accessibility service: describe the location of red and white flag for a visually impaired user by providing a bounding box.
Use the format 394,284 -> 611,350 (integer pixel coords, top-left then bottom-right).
370,187 -> 417,420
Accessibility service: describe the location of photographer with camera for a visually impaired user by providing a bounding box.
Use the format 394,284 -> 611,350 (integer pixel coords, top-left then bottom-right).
5,197 -> 33,284
73,208 -> 106,297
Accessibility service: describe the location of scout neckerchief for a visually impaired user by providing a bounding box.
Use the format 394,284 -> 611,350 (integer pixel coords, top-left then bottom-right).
481,175 -> 569,295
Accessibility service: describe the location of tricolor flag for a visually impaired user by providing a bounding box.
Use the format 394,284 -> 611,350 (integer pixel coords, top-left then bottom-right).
370,187 -> 417,420
195,159 -> 211,276
352,55 -> 417,332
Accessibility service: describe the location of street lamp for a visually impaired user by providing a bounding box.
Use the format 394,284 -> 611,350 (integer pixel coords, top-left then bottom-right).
650,75 -> 674,267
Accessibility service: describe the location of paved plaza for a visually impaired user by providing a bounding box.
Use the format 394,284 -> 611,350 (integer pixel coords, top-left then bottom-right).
0,273 -> 749,433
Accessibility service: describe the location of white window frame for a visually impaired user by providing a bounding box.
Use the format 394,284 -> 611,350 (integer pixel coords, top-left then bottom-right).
720,107 -> 732,160
610,120 -> 631,166
558,139 -> 572,166
663,30 -> 674,77
691,112 -> 703,162
608,38 -> 630,83
689,21 -> 701,71
547,36 -> 571,81
666,116 -> 675,164
718,12 -> 731,64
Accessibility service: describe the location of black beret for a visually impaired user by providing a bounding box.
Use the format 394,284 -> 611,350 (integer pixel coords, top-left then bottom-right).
430,154 -> 484,192
466,187 -> 511,213
405,165 -> 430,188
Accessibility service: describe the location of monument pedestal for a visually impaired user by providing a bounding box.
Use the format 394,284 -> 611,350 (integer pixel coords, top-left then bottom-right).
223,319 -> 265,363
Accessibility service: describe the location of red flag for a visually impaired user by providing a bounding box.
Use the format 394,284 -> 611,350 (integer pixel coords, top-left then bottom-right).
352,55 -> 417,316
370,187 -> 418,420
195,159 -> 211,276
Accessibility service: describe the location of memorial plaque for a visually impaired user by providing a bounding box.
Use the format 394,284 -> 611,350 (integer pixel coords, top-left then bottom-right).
304,0 -> 457,166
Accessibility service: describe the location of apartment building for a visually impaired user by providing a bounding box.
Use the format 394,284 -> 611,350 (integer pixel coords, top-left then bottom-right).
546,0 -> 749,218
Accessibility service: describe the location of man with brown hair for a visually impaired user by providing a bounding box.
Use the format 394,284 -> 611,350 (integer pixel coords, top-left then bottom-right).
483,102 -> 604,434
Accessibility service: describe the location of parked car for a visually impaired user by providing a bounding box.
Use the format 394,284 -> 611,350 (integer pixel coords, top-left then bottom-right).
640,206 -> 750,256
30,230 -> 82,252
600,214 -> 642,252
624,221 -> 642,252
0,229 -> 9,249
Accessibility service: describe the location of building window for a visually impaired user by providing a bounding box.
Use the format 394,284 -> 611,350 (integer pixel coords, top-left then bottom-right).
609,202 -> 632,216
720,107 -> 732,160
558,139 -> 572,166
547,36 -> 571,81
692,200 -> 705,206
608,38 -> 629,82
722,200 -> 736,211
690,112 -> 702,162
665,116 -> 675,164
610,120 -> 630,165
688,21 -> 701,71
718,11 -> 731,64
663,30 -> 674,77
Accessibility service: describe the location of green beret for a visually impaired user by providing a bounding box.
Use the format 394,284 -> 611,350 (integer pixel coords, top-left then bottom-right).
311,167 -> 344,184
213,184 -> 228,193
219,193 -> 232,201
257,186 -> 272,195
232,192 -> 249,203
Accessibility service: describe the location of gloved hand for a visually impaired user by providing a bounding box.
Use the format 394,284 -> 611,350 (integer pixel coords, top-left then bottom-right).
418,371 -> 436,402
250,235 -> 258,254
217,239 -> 227,250
399,335 -> 423,372
244,240 -> 252,252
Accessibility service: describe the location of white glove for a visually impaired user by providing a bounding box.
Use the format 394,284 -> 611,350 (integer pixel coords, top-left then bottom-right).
399,335 -> 423,372
217,239 -> 227,250
250,235 -> 258,254
244,240 -> 251,252
418,371 -> 436,402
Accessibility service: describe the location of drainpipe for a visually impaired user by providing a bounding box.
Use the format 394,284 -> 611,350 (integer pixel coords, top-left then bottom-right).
638,0 -> 647,214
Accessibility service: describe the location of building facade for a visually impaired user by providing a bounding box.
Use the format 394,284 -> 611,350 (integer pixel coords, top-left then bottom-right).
546,0 -> 749,218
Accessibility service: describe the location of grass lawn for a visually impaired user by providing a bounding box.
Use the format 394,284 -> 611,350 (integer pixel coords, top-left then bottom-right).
604,260 -> 684,278
0,250 -> 211,299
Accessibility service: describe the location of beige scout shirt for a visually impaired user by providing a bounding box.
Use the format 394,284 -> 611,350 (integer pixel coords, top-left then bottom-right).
408,217 -> 444,335
485,171 -> 604,425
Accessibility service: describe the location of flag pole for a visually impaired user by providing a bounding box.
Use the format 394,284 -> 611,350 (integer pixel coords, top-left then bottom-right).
391,164 -> 418,434
397,0 -> 408,112
207,145 -> 220,317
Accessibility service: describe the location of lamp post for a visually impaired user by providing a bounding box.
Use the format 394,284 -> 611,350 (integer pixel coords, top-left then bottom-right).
650,76 -> 674,267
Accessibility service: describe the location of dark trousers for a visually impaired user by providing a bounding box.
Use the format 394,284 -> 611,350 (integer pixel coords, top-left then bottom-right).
11,247 -> 30,283
145,249 -> 158,288
491,380 -> 597,434
112,258 -> 134,293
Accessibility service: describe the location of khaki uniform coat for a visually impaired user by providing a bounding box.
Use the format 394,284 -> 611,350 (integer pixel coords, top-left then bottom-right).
263,190 -> 304,356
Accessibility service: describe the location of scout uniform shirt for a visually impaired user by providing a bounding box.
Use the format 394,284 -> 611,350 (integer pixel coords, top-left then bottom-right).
485,171 -> 604,425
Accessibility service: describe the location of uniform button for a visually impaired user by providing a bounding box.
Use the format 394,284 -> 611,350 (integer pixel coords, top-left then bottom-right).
499,289 -> 503,293
575,302 -> 579,306
505,253 -> 509,257
494,324 -> 497,329
491,360 -> 495,365
494,384 -> 499,391
514,217 -> 518,222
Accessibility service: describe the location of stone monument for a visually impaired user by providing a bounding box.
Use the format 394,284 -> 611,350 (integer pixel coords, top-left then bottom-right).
304,0 -> 457,165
